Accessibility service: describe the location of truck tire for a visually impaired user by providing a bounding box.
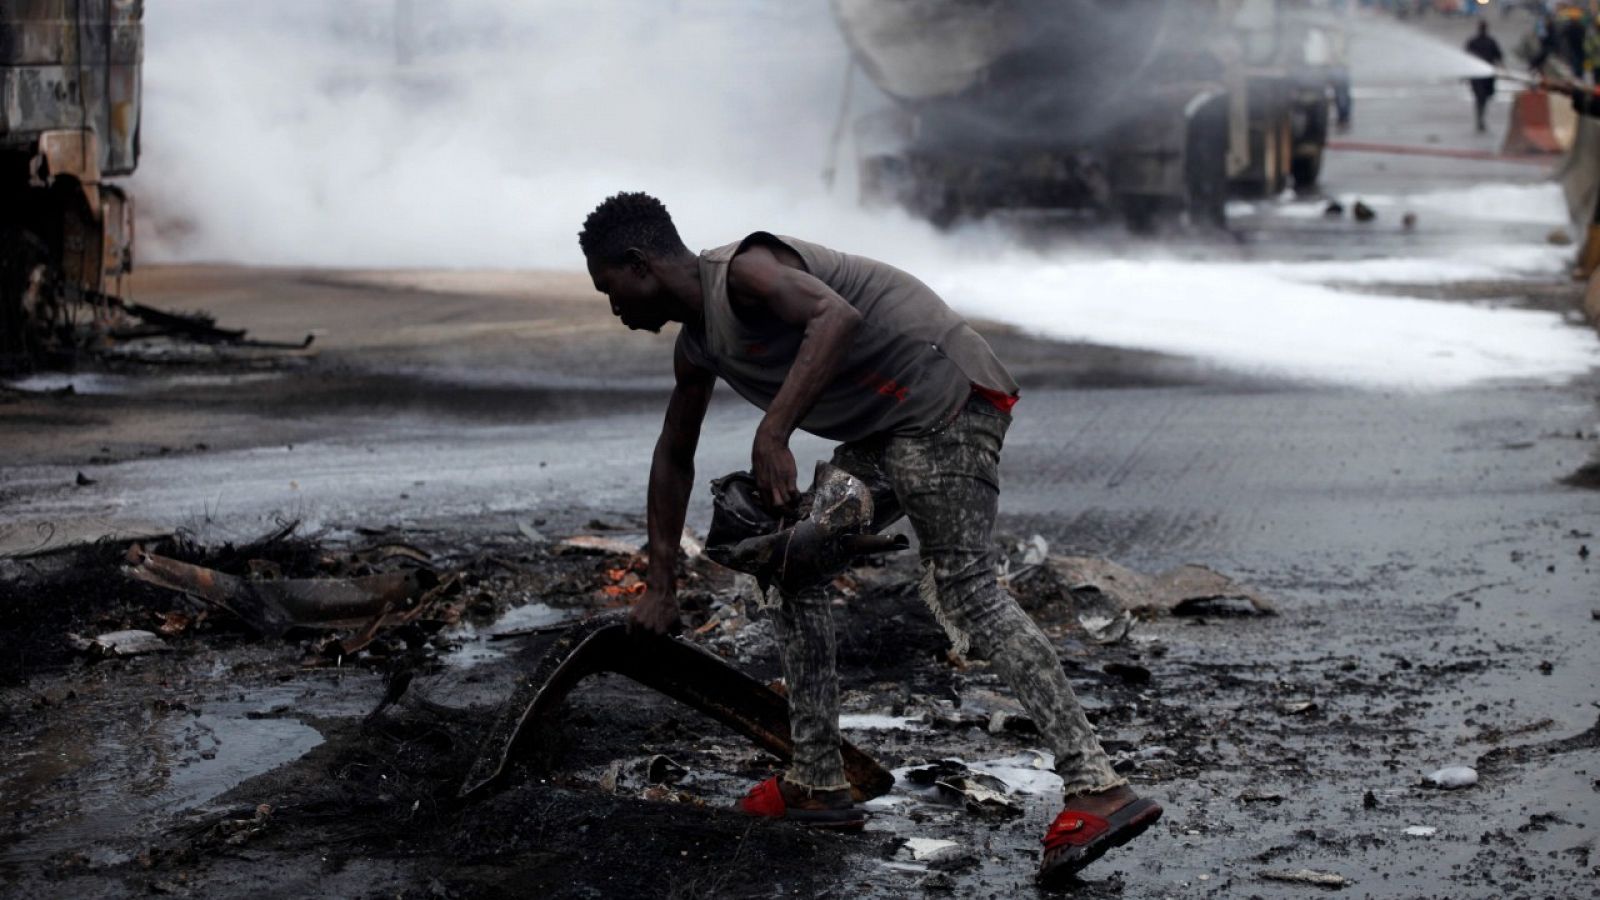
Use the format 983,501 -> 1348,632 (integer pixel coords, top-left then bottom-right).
1291,93 -> 1330,193
1291,145 -> 1324,193
0,225 -> 48,374
1185,93 -> 1231,229
1122,196 -> 1159,234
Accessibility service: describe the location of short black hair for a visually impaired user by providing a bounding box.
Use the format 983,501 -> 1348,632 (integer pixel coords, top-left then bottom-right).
578,191 -> 689,266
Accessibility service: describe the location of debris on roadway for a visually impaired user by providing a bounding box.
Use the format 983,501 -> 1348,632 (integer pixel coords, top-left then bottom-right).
1421,765 -> 1479,790
1259,867 -> 1350,888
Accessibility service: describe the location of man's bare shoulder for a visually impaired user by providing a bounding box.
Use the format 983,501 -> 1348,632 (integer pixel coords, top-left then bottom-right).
727,237 -> 807,305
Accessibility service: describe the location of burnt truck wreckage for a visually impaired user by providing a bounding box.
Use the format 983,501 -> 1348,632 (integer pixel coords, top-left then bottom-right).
832,0 -> 1345,228
0,1 -> 305,374
0,0 -> 140,371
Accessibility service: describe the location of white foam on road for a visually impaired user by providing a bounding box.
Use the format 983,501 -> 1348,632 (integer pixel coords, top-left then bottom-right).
927,242 -> 1597,390
1360,183 -> 1571,226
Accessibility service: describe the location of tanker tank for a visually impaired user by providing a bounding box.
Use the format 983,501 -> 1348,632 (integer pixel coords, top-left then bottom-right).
831,0 -> 1342,228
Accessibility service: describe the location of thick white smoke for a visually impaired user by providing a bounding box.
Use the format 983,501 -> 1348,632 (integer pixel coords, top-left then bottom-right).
133,0 -> 921,267
130,2 -> 1595,390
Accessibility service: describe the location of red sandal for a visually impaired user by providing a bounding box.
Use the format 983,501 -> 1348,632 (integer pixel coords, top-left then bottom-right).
738,777 -> 867,832
1037,793 -> 1162,885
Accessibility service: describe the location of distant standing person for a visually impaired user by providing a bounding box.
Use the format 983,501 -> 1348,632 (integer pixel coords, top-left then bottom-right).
1465,21 -> 1504,133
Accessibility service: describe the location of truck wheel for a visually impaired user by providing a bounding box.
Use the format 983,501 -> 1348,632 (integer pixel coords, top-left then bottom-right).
1291,93 -> 1330,194
1185,93 -> 1231,230
0,226 -> 48,374
1291,146 -> 1324,193
1122,196 -> 1160,234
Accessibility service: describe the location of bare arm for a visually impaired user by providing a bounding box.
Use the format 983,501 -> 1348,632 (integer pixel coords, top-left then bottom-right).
629,341 -> 715,636
727,242 -> 863,508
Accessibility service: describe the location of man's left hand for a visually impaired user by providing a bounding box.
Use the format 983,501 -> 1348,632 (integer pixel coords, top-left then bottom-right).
752,428 -> 799,511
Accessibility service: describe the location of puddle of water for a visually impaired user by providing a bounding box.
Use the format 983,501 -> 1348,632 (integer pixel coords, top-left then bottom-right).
901,837 -> 959,858
485,602 -> 572,636
439,602 -> 576,669
439,623 -> 505,668
0,710 -> 322,867
164,715 -> 325,812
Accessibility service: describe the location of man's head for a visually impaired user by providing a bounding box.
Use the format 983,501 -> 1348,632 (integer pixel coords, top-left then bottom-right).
1477,20 -> 1489,37
579,191 -> 691,333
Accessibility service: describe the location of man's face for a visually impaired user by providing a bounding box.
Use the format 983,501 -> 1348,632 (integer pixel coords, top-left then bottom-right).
588,253 -> 671,334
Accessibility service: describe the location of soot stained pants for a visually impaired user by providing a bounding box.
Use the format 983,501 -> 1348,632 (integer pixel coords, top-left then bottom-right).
770,396 -> 1124,796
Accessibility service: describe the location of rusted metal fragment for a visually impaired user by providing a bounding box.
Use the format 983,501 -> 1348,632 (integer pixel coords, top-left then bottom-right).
1042,556 -> 1275,618
905,759 -> 1022,819
90,288 -> 316,349
123,545 -> 431,638
327,574 -> 458,658
706,463 -> 909,595
460,612 -> 895,803
350,543 -> 432,566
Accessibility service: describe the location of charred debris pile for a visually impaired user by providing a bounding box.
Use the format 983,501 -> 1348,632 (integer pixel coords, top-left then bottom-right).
0,520 -> 1286,893
1,519 -> 1275,684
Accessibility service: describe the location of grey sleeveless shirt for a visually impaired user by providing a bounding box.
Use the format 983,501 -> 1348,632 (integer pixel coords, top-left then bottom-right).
676,232 -> 1017,443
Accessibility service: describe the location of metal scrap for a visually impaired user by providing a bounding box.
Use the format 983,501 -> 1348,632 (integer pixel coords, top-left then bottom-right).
1077,611 -> 1135,644
68,629 -> 168,658
705,462 -> 909,594
97,290 -> 313,349
122,544 -> 447,640
459,611 -> 895,802
1060,557 -> 1275,617
904,759 -> 1023,819
1259,868 -> 1349,889
935,773 -> 1021,819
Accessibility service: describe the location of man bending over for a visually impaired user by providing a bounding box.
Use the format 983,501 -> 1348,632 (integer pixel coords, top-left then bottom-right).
578,191 -> 1161,883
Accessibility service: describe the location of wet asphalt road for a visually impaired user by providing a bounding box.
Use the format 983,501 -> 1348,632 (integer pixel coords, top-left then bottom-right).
3,10 -> 1600,899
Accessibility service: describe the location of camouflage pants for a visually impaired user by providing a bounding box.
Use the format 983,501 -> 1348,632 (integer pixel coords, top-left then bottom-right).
771,395 -> 1125,796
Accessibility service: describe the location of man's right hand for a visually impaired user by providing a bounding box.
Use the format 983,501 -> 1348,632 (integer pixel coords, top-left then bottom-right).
627,588 -> 681,637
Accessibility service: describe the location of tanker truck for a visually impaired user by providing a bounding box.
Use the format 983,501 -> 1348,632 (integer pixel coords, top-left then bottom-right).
831,0 -> 1343,228
1,0 -> 142,373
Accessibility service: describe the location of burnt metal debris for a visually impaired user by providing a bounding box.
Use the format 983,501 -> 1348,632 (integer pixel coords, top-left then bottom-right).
459,611 -> 895,803
1,1 -> 309,372
1009,552 -> 1275,620
2,1 -> 142,372
706,462 -> 908,595
98,289 -> 315,350
904,760 -> 1024,819
122,544 -> 446,641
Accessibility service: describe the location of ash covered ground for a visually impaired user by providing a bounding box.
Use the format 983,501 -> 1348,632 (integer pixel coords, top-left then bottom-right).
3,256 -> 1596,897
4,13 -> 1600,900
